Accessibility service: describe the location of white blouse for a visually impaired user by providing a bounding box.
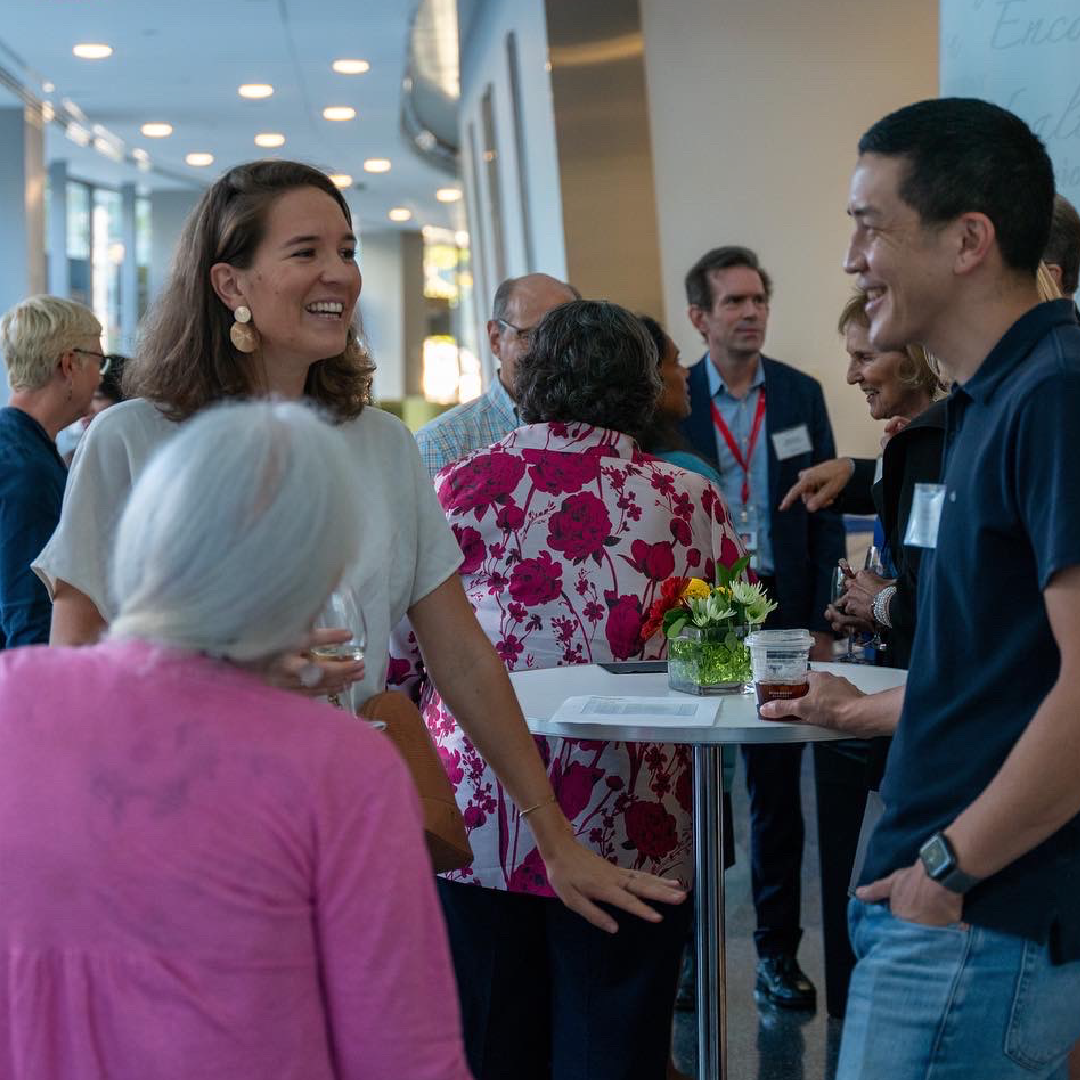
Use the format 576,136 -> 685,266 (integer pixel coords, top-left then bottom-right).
34,398 -> 463,703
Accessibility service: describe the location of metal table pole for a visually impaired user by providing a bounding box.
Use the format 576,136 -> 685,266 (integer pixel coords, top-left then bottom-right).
694,743 -> 727,1080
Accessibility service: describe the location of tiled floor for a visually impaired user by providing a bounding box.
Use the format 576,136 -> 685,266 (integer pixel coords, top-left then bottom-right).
671,749 -> 845,1080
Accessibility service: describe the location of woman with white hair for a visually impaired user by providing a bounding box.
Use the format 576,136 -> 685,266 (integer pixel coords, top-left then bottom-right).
0,400 -> 473,1080
0,295 -> 103,647
34,160 -> 683,935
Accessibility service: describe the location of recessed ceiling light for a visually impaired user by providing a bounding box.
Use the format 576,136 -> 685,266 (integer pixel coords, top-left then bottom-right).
141,122 -> 173,138
73,43 -> 112,60
254,132 -> 286,148
388,207 -> 412,222
332,59 -> 370,75
364,158 -> 391,173
186,152 -> 214,167
42,81 -> 55,93
436,187 -> 463,203
323,106 -> 356,121
328,173 -> 353,189
238,83 -> 274,99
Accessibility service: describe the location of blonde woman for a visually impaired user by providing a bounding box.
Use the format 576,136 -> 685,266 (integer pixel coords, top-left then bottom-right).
0,296 -> 102,647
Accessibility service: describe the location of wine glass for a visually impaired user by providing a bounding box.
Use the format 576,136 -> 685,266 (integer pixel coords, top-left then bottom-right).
864,546 -> 888,652
831,562 -> 866,663
310,587 -> 368,712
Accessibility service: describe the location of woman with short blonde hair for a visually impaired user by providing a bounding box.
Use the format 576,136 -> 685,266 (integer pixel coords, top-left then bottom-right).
0,295 -> 102,648
1,295 -> 102,392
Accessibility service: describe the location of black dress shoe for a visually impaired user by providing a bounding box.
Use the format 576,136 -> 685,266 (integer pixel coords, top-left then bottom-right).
754,955 -> 817,1010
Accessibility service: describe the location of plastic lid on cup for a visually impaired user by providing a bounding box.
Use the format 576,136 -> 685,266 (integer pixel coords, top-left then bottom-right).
746,629 -> 814,651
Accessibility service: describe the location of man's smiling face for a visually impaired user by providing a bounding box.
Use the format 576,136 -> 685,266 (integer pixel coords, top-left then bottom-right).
843,153 -> 955,354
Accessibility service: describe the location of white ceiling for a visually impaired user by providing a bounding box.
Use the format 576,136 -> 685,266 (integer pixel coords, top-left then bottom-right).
0,0 -> 464,233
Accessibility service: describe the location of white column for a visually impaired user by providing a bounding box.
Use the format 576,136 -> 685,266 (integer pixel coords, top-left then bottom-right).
47,160 -> 69,296
0,105 -> 46,405
120,182 -> 138,352
640,0 -> 939,458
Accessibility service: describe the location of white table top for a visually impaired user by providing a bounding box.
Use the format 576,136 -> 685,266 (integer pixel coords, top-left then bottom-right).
510,662 -> 906,745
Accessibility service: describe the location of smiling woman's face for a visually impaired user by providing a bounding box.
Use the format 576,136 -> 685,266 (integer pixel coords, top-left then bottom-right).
844,320 -> 923,421
231,186 -> 362,370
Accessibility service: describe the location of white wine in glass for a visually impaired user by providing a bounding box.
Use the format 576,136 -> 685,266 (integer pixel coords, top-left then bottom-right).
311,587 -> 367,709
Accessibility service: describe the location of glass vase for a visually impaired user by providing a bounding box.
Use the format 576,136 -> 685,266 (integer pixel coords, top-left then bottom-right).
667,625 -> 752,695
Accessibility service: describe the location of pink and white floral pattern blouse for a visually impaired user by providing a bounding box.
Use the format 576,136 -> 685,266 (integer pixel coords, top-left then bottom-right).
391,423 -> 744,896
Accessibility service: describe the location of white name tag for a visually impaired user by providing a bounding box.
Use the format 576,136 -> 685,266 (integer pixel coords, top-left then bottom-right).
737,505 -> 759,571
904,483 -> 946,549
771,424 -> 812,460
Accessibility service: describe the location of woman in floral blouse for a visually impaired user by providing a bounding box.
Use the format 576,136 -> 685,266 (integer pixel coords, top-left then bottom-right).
394,301 -> 745,1079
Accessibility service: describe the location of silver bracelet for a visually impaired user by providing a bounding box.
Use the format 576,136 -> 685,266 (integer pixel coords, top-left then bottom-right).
872,584 -> 897,629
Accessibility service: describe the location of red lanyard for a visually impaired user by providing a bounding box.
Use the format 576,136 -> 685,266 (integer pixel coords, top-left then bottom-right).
710,388 -> 767,506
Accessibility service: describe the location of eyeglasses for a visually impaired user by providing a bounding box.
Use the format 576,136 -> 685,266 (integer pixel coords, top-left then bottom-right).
496,318 -> 536,343
72,349 -> 111,375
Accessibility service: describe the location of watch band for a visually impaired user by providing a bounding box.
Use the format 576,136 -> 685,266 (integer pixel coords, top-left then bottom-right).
872,584 -> 897,629
919,831 -> 982,894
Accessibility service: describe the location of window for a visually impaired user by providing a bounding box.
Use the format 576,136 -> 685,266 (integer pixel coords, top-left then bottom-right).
136,196 -> 151,320
66,181 -> 91,308
91,188 -> 123,351
480,85 -> 507,284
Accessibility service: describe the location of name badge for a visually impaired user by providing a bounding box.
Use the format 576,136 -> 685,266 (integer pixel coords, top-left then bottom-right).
771,424 -> 812,461
904,483 -> 946,549
873,455 -> 884,486
738,504 -> 759,571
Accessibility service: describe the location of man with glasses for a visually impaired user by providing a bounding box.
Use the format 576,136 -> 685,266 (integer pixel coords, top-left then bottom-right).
0,296 -> 102,647
416,273 -> 579,479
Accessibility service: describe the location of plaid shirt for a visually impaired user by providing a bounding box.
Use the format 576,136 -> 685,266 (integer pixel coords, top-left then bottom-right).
415,376 -> 517,480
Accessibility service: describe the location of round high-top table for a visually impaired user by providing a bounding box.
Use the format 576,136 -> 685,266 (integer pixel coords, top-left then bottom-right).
508,661 -> 907,1080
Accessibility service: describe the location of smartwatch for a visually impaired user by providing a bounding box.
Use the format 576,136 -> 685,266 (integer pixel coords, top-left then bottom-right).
919,831 -> 981,894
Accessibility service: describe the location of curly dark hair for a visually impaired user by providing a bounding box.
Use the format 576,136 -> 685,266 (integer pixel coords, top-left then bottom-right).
514,300 -> 661,440
126,160 -> 375,423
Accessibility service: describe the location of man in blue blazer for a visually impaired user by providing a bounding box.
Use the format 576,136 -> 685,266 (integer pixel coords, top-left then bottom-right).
679,245 -> 845,1009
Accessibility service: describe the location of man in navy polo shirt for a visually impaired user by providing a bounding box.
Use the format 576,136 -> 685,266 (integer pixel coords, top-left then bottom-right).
0,296 -> 103,648
762,97 -> 1080,1078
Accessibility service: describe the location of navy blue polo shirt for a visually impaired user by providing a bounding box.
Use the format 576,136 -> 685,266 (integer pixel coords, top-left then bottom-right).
0,407 -> 67,648
861,299 -> 1080,959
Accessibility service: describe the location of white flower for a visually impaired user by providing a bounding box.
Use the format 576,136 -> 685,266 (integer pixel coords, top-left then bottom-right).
730,581 -> 762,605
729,579 -> 777,624
688,594 -> 735,627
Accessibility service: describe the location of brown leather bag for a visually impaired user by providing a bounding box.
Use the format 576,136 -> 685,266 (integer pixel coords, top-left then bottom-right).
358,692 -> 473,874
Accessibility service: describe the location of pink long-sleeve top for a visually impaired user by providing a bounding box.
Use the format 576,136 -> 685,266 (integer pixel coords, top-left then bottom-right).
0,639 -> 472,1080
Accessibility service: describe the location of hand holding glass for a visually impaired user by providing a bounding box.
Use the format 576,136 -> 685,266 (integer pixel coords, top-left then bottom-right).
310,588 -> 367,710
864,546 -> 888,652
831,562 -> 867,663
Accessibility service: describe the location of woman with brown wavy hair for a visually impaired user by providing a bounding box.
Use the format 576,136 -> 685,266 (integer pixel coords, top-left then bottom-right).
34,160 -> 685,942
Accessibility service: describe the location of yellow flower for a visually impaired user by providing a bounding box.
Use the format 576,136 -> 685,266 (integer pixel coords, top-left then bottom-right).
681,578 -> 712,601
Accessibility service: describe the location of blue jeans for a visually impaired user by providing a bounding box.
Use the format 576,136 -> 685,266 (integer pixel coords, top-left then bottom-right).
838,898 -> 1080,1080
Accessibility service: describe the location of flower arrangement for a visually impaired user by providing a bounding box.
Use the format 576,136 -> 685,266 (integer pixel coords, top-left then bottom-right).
642,556 -> 777,694
641,555 -> 776,644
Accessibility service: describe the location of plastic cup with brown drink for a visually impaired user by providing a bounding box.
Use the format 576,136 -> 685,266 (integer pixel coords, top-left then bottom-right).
747,629 -> 814,714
